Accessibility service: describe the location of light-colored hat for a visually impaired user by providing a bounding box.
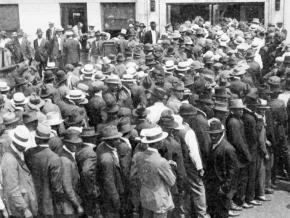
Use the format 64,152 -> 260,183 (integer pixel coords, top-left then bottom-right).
126,61 -> 138,69
46,62 -> 57,69
252,18 -> 260,24
105,74 -> 121,84
66,89 -> 86,100
237,43 -> 249,51
141,126 -> 168,144
11,92 -> 28,106
44,111 -> 63,126
65,30 -> 74,36
94,71 -> 106,81
11,125 -> 30,148
102,56 -> 111,65
81,64 -> 96,75
229,99 -> 246,109
206,118 -> 225,134
251,41 -> 259,49
120,28 -> 127,35
122,74 -> 136,83
175,62 -> 190,71
35,123 -> 53,140
234,36 -> 245,45
164,60 -> 175,71
126,67 -> 137,76
219,34 -> 230,46
0,81 -> 10,92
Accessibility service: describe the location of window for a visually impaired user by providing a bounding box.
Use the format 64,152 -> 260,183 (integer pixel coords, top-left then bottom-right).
0,4 -> 20,32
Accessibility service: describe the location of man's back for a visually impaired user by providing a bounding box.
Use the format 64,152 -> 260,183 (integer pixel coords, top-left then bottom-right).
25,146 -> 62,215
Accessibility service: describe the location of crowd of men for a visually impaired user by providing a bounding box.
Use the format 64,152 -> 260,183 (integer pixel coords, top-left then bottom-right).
0,15 -> 289,218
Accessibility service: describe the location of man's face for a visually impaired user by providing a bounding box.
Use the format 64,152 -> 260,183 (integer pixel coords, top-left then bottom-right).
107,83 -> 119,92
37,32 -> 43,38
210,132 -> 223,144
13,142 -> 26,152
277,23 -> 283,28
151,23 -> 156,30
231,108 -> 243,117
49,23 -> 54,28
174,90 -> 184,100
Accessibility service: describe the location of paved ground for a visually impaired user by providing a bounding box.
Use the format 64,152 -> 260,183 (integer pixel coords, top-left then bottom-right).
239,180 -> 290,218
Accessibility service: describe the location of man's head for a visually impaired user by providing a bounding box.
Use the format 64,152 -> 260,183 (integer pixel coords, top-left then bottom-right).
101,125 -> 122,148
229,99 -> 245,118
49,22 -> 54,28
62,129 -> 83,153
78,22 -> 83,29
207,118 -> 224,144
36,28 -> 43,39
172,82 -> 185,101
150,21 -> 156,31
11,125 -> 30,152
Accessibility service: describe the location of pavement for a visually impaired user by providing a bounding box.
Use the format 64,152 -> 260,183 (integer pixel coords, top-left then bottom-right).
239,180 -> 290,218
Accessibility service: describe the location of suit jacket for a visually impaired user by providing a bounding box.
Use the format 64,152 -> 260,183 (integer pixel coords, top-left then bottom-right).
137,30 -> 146,44
60,148 -> 82,215
75,143 -> 99,215
33,38 -> 49,62
20,37 -> 33,61
46,28 -> 55,41
226,114 -> 252,167
63,38 -> 80,65
1,146 -> 38,217
130,149 -> 175,213
205,138 -> 238,199
242,109 -> 259,153
25,146 -> 63,216
144,30 -> 160,44
96,142 -> 124,212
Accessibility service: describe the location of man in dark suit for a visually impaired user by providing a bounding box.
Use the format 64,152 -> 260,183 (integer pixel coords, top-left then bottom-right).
144,21 -> 160,44
205,118 -> 239,218
63,31 -> 81,66
25,123 -> 63,218
96,125 -> 125,218
46,22 -> 55,41
137,23 -> 146,44
226,99 -> 252,209
33,28 -> 49,75
60,129 -> 84,218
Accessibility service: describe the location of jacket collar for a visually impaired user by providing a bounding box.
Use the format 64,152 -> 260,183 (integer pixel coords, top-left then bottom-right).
8,146 -> 30,173
196,108 -> 207,118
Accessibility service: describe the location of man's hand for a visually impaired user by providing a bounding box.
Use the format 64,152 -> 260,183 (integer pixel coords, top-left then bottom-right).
77,206 -> 84,215
198,169 -> 205,177
24,209 -> 33,218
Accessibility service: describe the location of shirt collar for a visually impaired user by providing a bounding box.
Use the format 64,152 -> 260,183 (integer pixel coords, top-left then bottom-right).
212,132 -> 225,150
147,147 -> 159,153
10,143 -> 24,161
63,145 -> 75,159
38,144 -> 49,148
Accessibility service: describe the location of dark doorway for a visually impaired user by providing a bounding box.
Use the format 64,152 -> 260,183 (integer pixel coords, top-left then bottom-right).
60,3 -> 88,33
101,3 -> 135,38
167,4 -> 210,29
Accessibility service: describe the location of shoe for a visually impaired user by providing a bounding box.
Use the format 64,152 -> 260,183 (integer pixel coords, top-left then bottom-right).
257,196 -> 271,201
265,188 -> 274,194
231,202 -> 243,211
248,200 -> 262,206
229,210 -> 240,217
242,202 -> 254,209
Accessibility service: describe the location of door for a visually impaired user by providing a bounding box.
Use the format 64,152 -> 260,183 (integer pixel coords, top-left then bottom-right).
60,3 -> 87,33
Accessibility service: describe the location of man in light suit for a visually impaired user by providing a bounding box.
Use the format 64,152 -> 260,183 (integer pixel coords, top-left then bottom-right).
144,21 -> 160,44
34,28 -> 49,75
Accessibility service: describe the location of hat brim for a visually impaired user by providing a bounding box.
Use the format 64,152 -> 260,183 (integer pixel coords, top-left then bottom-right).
11,133 -> 28,148
11,98 -> 29,106
28,99 -> 45,109
81,69 -> 96,75
120,125 -> 136,134
44,119 -> 64,126
175,66 -> 190,71
141,132 -> 168,144
132,109 -> 149,117
102,132 -> 122,140
206,129 -> 225,134
214,106 -> 229,112
66,93 -> 86,100
0,86 -> 10,92
4,117 -> 20,125
35,133 -> 53,140
229,105 -> 246,109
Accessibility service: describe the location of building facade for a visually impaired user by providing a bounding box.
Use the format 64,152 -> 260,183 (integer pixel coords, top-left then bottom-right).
0,0 -> 289,39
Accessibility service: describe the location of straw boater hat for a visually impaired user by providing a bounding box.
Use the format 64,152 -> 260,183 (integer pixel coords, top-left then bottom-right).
105,75 -> 121,84
206,118 -> 225,134
175,62 -> 190,71
3,112 -> 20,125
11,125 -> 30,148
164,60 -> 176,71
0,81 -> 10,92
81,64 -> 96,75
11,92 -> 28,106
28,93 -> 45,109
66,89 -> 86,101
141,126 -> 168,144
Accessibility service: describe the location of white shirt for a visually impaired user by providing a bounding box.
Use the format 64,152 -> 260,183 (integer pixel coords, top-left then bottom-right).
278,91 -> 290,106
18,37 -> 23,45
37,38 -> 42,47
183,123 -> 203,170
254,53 -> 263,69
151,30 -> 157,44
146,102 -> 171,124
